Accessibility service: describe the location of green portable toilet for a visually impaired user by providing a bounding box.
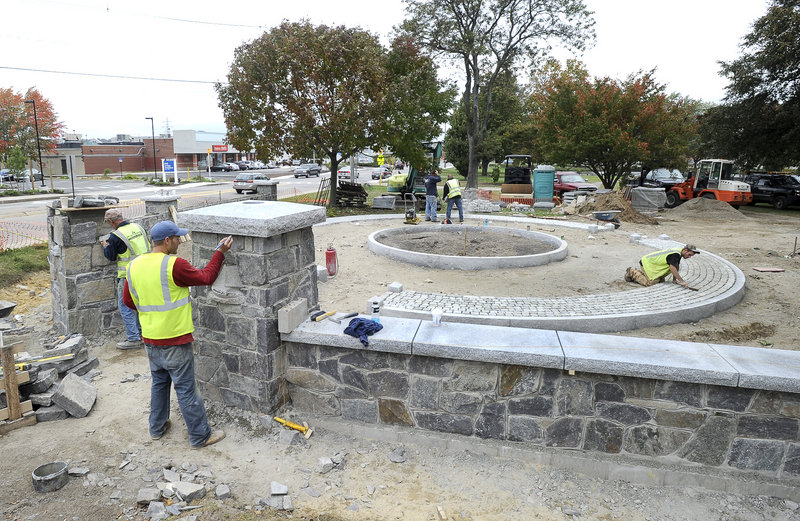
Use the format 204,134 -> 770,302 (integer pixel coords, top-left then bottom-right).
533,164 -> 555,202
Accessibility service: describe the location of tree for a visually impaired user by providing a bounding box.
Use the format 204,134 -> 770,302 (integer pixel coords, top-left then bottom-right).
216,21 -> 453,206
0,87 -> 63,166
401,0 -> 594,189
532,61 -> 699,189
703,0 -> 800,168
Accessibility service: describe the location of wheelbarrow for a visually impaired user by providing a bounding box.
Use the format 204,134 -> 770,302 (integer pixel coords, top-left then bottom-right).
590,210 -> 622,229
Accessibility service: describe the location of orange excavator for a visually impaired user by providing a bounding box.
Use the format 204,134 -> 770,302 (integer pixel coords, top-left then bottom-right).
664,159 -> 752,208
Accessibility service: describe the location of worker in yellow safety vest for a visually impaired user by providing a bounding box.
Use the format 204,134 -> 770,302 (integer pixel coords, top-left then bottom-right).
624,244 -> 700,287
123,220 -> 232,448
443,174 -> 463,223
102,208 -> 152,350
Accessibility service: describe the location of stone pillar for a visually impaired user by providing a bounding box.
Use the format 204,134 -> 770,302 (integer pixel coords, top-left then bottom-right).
254,180 -> 278,201
141,193 -> 181,222
47,205 -> 116,336
179,200 -> 326,413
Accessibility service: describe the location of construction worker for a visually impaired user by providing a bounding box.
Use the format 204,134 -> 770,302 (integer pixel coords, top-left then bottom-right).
101,208 -> 152,350
123,221 -> 232,448
443,174 -> 463,223
625,245 -> 699,287
424,169 -> 441,222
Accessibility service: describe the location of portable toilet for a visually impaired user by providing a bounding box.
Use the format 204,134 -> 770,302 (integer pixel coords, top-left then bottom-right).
533,164 -> 555,202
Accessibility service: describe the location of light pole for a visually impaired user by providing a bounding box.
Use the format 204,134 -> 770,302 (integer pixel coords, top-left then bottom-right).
24,100 -> 45,187
145,117 -> 157,178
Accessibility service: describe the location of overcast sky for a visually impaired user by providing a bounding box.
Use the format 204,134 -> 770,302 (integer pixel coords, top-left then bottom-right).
2,0 -> 768,140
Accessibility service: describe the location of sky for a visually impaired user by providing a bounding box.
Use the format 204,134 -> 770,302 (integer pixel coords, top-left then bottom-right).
2,0 -> 769,140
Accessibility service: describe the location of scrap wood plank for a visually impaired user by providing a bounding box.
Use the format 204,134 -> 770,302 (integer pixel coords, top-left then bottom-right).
752,267 -> 785,272
0,371 -> 30,386
169,205 -> 191,243
1,346 -> 22,421
0,411 -> 36,435
0,400 -> 32,421
436,505 -> 448,520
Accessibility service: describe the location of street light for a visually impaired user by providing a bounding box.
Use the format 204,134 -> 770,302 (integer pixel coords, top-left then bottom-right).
24,99 -> 45,187
145,117 -> 157,178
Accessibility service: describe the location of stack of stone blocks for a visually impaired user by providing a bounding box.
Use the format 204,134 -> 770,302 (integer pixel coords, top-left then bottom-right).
179,200 -> 325,414
281,320 -> 800,484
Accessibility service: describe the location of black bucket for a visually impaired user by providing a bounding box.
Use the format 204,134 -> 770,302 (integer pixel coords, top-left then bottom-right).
32,461 -> 69,493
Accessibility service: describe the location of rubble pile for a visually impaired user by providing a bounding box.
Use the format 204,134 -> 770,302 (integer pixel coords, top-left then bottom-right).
7,334 -> 100,421
55,194 -> 120,209
569,191 -> 659,225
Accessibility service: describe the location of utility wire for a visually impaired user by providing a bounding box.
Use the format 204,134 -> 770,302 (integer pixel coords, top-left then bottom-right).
0,65 -> 222,85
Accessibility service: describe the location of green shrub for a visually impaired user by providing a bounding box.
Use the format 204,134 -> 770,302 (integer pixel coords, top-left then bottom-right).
122,174 -> 140,180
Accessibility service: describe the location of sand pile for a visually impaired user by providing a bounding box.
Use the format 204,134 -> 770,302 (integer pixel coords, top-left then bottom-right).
668,197 -> 747,220
576,191 -> 659,225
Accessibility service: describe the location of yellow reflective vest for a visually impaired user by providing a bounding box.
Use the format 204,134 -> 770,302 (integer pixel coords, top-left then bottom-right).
445,178 -> 462,199
640,248 -> 682,281
112,222 -> 152,278
126,252 -> 193,340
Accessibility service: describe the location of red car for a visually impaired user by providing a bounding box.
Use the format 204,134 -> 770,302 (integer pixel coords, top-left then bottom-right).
553,172 -> 597,196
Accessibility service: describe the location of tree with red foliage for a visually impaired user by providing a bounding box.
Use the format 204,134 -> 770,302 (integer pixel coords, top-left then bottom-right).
532,60 -> 699,189
0,87 -> 63,167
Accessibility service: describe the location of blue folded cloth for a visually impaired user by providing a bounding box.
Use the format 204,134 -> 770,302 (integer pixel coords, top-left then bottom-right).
344,317 -> 384,346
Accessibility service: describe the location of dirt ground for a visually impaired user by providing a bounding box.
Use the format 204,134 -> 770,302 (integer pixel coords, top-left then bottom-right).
2,198 -> 800,521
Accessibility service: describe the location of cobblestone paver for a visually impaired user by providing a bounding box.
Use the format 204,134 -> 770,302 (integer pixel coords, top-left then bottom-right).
379,235 -> 746,333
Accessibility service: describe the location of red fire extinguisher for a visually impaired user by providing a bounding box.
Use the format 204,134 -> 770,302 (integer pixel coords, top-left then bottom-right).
325,243 -> 338,277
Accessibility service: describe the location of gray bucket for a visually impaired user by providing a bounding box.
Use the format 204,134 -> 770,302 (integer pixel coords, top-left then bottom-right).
32,461 -> 68,493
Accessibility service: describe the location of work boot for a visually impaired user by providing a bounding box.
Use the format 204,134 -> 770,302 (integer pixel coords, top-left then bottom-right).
193,430 -> 226,449
116,339 -> 142,350
151,419 -> 171,441
624,267 -> 633,282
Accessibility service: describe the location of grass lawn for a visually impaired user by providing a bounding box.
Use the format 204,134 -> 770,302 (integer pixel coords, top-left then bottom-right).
0,244 -> 49,287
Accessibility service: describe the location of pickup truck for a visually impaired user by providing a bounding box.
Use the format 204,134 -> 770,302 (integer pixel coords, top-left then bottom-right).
553,172 -> 597,197
743,173 -> 800,210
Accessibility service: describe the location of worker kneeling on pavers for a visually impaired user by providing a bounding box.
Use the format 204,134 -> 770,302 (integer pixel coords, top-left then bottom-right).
624,245 -> 699,288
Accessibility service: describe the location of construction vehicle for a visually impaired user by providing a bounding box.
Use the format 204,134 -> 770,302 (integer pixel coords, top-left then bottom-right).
386,141 -> 443,199
664,159 -> 752,208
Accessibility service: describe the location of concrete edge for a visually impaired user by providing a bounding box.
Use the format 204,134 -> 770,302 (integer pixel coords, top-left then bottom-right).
309,415 -> 800,502
366,225 -> 568,270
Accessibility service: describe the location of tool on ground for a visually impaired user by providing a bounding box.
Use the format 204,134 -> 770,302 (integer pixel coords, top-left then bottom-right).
273,416 -> 313,439
402,193 -> 421,225
328,312 -> 358,324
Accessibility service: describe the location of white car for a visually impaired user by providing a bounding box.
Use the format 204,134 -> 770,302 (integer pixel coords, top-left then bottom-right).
337,165 -> 358,179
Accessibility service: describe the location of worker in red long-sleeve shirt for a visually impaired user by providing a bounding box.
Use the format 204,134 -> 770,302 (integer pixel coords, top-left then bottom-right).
123,220 -> 232,449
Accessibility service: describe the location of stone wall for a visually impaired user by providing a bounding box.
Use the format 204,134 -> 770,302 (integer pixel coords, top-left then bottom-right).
281,320 -> 800,485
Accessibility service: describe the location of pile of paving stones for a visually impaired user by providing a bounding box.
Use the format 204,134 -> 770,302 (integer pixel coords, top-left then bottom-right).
11,334 -> 100,421
464,198 -> 503,213
55,194 -> 120,208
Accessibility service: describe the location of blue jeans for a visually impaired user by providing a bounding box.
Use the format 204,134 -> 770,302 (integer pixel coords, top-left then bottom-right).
425,195 -> 438,221
446,196 -> 463,221
145,342 -> 211,446
118,278 -> 141,341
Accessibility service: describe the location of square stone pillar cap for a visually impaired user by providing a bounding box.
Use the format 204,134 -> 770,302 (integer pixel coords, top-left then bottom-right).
179,200 -> 326,238
141,194 -> 181,203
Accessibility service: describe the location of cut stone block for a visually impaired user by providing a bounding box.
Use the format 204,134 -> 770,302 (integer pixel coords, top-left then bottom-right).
387,281 -> 403,293
173,481 -> 206,502
51,372 -> 97,418
28,367 -> 58,394
35,404 -> 68,422
68,356 -> 99,377
137,487 -> 161,505
29,387 -> 56,406
278,298 -> 308,334
316,265 -> 328,283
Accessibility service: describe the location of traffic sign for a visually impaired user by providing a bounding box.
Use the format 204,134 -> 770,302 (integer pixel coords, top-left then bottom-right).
377,154 -> 385,166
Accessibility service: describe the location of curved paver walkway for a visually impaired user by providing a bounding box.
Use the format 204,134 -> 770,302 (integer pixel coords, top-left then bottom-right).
317,214 -> 746,333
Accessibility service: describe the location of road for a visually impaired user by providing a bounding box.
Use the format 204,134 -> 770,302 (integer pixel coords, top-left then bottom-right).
0,165 -> 385,223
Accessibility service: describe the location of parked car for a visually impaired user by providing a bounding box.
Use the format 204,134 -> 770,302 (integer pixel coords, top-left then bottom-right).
642,168 -> 685,188
14,168 -> 42,182
266,160 -> 278,169
553,172 -> 597,196
337,165 -> 359,179
743,173 -> 800,210
371,165 -> 393,180
233,172 -> 267,193
250,160 -> 265,169
294,163 -> 321,178
291,159 -> 301,166
211,162 -> 238,172
234,161 -> 251,170
394,160 -> 404,170
0,168 -> 14,182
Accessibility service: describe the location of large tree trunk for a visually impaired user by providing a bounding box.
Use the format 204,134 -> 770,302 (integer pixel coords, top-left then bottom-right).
329,152 -> 339,206
465,56 -> 481,189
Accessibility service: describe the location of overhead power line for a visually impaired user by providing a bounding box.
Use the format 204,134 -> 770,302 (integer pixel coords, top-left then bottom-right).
0,65 -> 223,85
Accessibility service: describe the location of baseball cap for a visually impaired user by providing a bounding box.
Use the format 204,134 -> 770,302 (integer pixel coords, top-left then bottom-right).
684,244 -> 700,253
150,220 -> 189,241
104,208 -> 123,221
